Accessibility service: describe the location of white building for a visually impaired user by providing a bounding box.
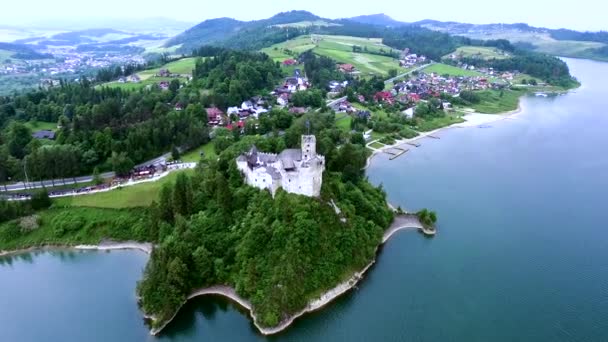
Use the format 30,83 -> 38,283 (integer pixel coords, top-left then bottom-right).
236,135 -> 325,197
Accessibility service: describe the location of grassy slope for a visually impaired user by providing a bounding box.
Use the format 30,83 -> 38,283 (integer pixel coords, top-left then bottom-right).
470,89 -> 524,114
181,142 -> 217,163
0,207 -> 148,251
261,35 -> 404,76
102,57 -> 196,90
448,46 -> 510,59
54,170 -> 193,209
422,63 -> 484,77
23,120 -> 57,131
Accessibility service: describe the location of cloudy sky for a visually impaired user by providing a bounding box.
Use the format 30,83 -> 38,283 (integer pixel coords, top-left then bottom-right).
2,0 -> 605,31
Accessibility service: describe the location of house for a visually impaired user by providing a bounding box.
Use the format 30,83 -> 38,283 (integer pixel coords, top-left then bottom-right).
128,74 -> 141,83
158,69 -> 171,77
32,130 -> 55,140
241,101 -> 255,110
118,77 -> 126,83
289,107 -> 307,115
402,107 -> 415,119
236,135 -> 325,197
442,102 -> 452,111
227,106 -> 240,115
159,81 -> 170,91
283,59 -> 298,66
277,93 -> 290,107
227,121 -> 245,131
174,103 -> 184,111
206,107 -> 224,126
357,110 -> 371,120
374,91 -> 394,104
338,64 -> 355,73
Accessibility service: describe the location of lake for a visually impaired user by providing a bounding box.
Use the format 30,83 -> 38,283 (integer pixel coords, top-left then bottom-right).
1,58 -> 608,341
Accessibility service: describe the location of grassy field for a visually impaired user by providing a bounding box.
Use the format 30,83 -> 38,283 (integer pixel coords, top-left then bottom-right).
369,142 -> 385,149
181,142 -> 216,163
414,115 -> 466,132
335,114 -> 352,132
422,63 -> 484,77
448,46 -> 510,60
23,120 -> 57,131
0,207 -> 149,251
54,170 -> 193,209
261,35 -> 404,76
101,57 -> 196,90
469,89 -> 524,114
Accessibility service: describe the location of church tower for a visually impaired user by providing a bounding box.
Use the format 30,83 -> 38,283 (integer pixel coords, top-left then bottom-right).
301,135 -> 316,161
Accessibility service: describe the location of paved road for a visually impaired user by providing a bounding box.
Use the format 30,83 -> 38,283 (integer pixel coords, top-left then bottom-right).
384,62 -> 434,84
1,153 -> 170,192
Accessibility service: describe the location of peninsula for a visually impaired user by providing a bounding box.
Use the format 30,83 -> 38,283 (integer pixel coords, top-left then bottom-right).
0,9 -> 578,338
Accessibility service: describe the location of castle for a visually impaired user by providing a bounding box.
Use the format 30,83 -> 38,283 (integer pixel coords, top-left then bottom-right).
236,135 -> 325,197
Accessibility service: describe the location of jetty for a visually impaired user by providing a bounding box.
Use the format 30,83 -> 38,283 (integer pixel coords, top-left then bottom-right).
383,147 -> 408,160
406,142 -> 421,147
427,135 -> 440,139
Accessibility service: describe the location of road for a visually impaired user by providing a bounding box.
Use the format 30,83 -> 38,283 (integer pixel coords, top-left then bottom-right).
1,153 -> 170,192
384,62 -> 434,84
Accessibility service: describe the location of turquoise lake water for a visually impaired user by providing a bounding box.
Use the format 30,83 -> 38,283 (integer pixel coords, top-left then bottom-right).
1,58 -> 607,341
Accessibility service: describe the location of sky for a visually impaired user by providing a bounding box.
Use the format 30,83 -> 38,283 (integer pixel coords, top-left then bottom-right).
1,0 -> 605,31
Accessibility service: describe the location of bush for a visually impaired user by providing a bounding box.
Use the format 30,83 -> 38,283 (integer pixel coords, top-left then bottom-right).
31,189 -> 52,210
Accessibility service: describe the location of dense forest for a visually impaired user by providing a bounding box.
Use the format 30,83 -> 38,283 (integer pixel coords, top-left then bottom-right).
192,51 -> 283,107
138,111 -> 393,328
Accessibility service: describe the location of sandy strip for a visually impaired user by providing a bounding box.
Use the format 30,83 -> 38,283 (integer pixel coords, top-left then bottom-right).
150,215 -> 426,336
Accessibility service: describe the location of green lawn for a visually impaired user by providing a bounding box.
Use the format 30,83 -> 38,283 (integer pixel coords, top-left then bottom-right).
470,89 -> 523,114
54,170 -> 193,209
24,120 -> 57,131
447,46 -> 510,60
369,142 -> 385,149
422,63 -> 484,77
101,57 -> 196,90
335,115 -> 352,132
181,142 -> 216,163
414,115 -> 465,132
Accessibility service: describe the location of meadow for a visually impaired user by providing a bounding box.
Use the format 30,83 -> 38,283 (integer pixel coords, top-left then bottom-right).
447,46 -> 510,60
422,63 -> 484,77
261,35 -> 405,76
101,57 -> 196,90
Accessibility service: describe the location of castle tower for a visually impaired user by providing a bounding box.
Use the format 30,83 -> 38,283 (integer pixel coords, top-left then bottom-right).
301,135 -> 316,161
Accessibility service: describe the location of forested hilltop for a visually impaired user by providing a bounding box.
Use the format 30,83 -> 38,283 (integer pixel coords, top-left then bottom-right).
139,112 -> 393,328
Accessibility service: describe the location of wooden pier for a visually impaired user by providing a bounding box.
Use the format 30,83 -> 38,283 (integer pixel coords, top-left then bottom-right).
428,135 -> 440,139
406,142 -> 421,147
383,147 -> 409,160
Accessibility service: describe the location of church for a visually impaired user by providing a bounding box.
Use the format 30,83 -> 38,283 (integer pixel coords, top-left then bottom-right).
236,135 -> 325,197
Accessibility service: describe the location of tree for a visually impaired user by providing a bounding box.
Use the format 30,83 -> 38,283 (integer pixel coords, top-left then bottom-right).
7,122 -> 32,159
109,152 -> 134,177
158,183 -> 174,223
30,189 -> 52,210
172,172 -> 193,217
92,167 -> 103,185
171,145 -> 181,161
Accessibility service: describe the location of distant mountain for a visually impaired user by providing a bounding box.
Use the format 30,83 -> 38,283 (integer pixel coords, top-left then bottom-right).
348,14 -> 407,27
0,42 -> 52,60
165,10 -> 326,52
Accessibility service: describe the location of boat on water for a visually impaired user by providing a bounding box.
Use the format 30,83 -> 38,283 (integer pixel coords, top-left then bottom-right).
535,92 -> 549,97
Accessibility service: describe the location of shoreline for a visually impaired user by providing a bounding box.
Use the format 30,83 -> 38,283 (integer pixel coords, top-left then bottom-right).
150,214 -> 425,336
0,241 -> 153,258
365,101 -> 525,169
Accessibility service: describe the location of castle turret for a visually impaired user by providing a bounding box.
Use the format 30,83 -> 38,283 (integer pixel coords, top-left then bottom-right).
301,135 -> 316,162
